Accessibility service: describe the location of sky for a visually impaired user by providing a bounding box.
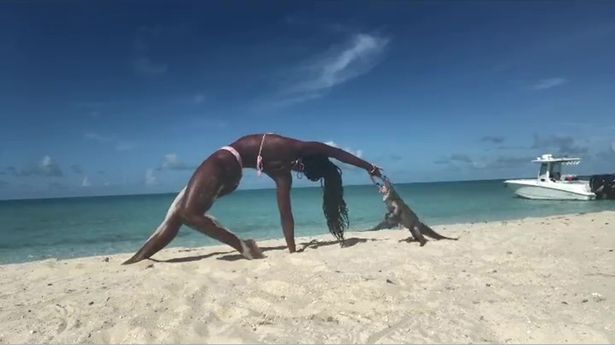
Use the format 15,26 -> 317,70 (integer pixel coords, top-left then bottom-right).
1,1 -> 615,199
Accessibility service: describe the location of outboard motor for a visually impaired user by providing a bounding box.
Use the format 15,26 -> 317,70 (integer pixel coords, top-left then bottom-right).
590,174 -> 615,200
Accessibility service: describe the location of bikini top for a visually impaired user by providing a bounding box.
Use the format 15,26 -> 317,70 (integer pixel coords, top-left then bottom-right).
257,133 -> 304,177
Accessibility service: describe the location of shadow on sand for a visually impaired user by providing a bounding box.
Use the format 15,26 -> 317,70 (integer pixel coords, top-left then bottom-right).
149,250 -> 234,263
150,236 -> 379,263
215,237 -> 376,261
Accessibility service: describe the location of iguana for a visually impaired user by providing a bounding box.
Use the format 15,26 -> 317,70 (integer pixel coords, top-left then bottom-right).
371,178 -> 458,244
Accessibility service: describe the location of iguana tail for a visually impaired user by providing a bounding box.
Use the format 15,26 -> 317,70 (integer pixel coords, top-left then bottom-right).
418,222 -> 458,241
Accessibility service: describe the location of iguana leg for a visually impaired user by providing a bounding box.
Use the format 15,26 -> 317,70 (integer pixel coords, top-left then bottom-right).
409,225 -> 428,246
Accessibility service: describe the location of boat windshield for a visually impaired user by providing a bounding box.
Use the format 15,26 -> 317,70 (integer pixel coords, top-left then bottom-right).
539,164 -> 548,177
550,164 -> 562,180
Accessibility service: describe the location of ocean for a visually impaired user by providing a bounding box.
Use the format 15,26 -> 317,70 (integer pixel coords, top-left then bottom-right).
1,179 -> 614,264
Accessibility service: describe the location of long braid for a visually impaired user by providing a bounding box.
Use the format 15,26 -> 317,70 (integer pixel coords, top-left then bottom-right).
301,155 -> 349,242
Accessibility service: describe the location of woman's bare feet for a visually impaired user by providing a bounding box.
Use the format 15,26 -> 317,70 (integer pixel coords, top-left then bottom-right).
239,239 -> 265,259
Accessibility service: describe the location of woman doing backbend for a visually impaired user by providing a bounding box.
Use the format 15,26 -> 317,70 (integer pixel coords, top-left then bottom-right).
123,133 -> 381,264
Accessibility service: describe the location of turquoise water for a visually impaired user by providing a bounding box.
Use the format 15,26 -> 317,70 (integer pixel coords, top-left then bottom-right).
1,179 -> 614,264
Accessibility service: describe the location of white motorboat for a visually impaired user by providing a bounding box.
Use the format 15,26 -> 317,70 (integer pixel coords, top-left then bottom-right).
504,154 -> 595,200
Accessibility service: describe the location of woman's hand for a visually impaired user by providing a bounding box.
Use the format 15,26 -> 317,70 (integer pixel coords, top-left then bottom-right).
368,164 -> 382,178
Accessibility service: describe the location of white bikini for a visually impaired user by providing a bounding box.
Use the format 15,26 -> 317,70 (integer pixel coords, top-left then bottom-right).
220,133 -> 272,176
256,132 -> 272,176
220,145 -> 243,169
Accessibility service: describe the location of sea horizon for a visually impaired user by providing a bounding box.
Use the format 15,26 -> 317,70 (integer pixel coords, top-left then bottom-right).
0,176 -> 536,202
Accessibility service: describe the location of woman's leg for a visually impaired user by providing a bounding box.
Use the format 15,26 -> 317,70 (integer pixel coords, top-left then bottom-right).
122,187 -> 187,264
123,155 -> 262,264
176,164 -> 264,259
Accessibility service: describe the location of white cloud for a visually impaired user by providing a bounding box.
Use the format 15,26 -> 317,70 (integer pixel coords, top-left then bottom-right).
324,141 -> 338,147
315,34 -> 388,88
274,33 -> 389,107
145,169 -> 158,186
6,156 -> 63,177
81,176 -> 91,187
162,153 -> 181,168
325,141 -> 363,158
530,78 -> 568,90
37,156 -> 63,177
41,156 -> 52,167
161,153 -> 193,170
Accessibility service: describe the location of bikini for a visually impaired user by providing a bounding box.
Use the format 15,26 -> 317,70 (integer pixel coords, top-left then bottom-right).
220,133 -> 306,181
219,133 -> 274,176
220,145 -> 243,170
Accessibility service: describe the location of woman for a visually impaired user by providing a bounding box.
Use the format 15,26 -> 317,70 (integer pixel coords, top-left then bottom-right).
123,133 -> 382,264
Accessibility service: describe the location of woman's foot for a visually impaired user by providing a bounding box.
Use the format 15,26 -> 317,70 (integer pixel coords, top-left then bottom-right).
239,239 -> 265,259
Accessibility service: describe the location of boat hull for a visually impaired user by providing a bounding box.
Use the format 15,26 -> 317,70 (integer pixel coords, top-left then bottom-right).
504,180 -> 595,201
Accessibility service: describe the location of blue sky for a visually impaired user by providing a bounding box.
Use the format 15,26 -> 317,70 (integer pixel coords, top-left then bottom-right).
1,1 -> 614,199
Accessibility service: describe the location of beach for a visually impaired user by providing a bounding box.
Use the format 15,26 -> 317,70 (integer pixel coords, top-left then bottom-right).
1,210 -> 614,344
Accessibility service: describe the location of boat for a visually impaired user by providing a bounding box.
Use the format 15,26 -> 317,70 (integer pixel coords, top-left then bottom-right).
504,154 -> 595,200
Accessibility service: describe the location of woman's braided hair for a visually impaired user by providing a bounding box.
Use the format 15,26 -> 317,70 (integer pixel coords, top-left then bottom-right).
301,155 -> 349,242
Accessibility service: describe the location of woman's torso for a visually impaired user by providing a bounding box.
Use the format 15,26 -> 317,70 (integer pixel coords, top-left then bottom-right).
230,133 -> 303,175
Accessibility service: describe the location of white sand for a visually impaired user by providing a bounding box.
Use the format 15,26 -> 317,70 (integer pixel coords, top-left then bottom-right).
1,211 -> 614,344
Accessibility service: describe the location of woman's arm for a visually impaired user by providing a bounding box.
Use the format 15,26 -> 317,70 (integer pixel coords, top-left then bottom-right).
299,141 -> 381,177
272,171 -> 296,253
